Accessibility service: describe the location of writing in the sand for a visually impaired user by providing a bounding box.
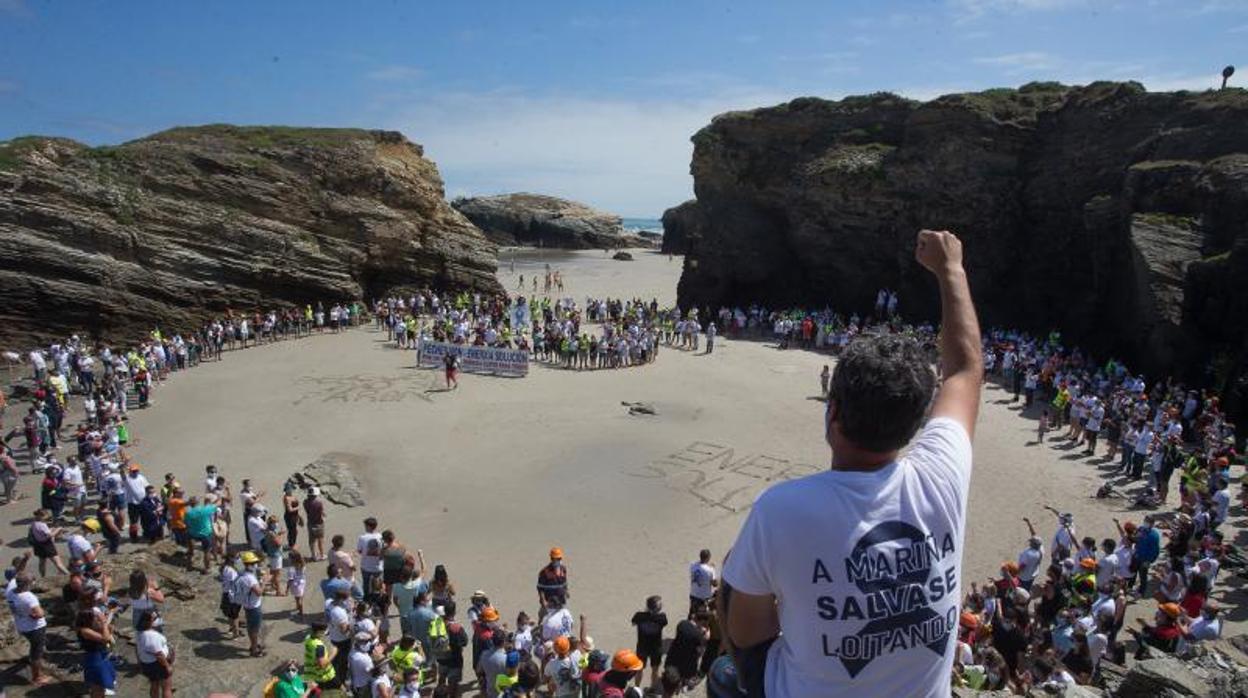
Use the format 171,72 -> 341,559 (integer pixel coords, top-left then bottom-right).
629,441 -> 820,513
292,374 -> 432,405
812,521 -> 958,678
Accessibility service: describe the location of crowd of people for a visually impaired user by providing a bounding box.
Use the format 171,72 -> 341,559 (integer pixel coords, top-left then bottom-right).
0,291 -> 739,698
373,286 -> 720,373
3,231 -> 1246,696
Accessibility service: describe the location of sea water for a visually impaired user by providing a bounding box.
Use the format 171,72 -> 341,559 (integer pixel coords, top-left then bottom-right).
621,217 -> 663,234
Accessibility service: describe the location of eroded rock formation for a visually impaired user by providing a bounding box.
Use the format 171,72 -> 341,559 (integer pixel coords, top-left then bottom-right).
0,125 -> 501,348
670,82 -> 1248,395
452,192 -> 651,249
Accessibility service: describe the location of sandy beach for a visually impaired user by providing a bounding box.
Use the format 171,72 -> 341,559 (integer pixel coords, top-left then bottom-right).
3,247 -> 1240,694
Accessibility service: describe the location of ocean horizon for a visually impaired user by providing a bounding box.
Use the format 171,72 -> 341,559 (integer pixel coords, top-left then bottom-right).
622,217 -> 663,234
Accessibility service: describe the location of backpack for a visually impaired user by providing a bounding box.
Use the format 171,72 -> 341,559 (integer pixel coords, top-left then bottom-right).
557,658 -> 582,691
429,616 -> 451,658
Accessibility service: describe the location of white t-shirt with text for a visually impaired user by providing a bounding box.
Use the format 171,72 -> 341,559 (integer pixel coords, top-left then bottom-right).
724,418 -> 972,697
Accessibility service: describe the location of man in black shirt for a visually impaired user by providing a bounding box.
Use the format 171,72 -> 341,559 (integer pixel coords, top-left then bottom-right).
630,595 -> 668,690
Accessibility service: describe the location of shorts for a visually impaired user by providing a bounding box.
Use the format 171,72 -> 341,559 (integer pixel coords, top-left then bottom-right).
140,660 -> 171,680
637,638 -> 663,666
23,626 -> 46,662
191,534 -> 211,551
33,538 -> 58,560
127,503 -> 142,522
172,528 -> 188,546
308,524 -> 325,538
287,579 -> 307,598
268,554 -> 283,571
244,606 -> 263,631
383,568 -> 402,586
220,593 -> 241,619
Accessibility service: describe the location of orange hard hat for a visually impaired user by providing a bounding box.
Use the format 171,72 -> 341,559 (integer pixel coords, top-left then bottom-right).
612,649 -> 644,672
553,636 -> 571,656
959,612 -> 979,630
550,547 -> 564,560
481,606 -> 500,623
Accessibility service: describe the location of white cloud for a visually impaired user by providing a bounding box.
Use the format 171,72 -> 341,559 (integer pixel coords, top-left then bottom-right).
973,51 -> 1059,74
951,0 -> 1087,21
1139,73 -> 1220,92
366,65 -> 424,82
374,88 -> 792,217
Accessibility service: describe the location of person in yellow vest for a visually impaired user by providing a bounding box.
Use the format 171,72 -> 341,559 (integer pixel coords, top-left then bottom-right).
302,622 -> 336,688
389,635 -> 424,682
494,651 -> 521,694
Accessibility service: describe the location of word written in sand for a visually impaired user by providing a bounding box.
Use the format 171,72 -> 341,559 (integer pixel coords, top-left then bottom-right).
292,374 -> 433,405
630,441 -> 820,513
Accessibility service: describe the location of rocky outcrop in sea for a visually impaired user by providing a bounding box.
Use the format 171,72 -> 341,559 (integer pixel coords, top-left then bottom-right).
670,82 -> 1248,414
452,192 -> 652,249
0,125 -> 501,348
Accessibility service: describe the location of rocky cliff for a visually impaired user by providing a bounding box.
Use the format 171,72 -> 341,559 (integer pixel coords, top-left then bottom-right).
671,82 -> 1248,401
452,192 -> 651,249
0,125 -> 501,348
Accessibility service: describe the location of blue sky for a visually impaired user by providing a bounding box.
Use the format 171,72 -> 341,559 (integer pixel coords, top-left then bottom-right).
1,0 -> 1244,217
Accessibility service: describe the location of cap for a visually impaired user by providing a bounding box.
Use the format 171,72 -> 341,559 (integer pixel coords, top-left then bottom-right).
308,487 -> 321,496
1079,558 -> 1096,570
82,518 -> 101,533
506,651 -> 520,668
553,636 -> 571,656
471,589 -> 488,599
354,631 -> 373,643
435,606 -> 445,617
128,463 -> 141,472
240,551 -> 261,565
550,547 -> 564,560
611,649 -> 644,672
481,606 -> 499,623
1159,602 -> 1181,619
959,612 -> 979,630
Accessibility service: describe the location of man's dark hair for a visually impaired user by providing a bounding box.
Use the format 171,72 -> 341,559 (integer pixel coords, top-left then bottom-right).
829,335 -> 935,452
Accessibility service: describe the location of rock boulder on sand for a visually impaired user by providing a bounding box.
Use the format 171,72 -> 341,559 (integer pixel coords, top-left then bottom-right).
0,126 -> 502,348
672,82 -> 1248,420
452,192 -> 652,249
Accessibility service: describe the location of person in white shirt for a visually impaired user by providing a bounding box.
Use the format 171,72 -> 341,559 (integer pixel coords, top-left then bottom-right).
235,552 -> 265,656
348,632 -> 376,693
62,457 -> 87,519
1184,600 -> 1222,644
11,574 -> 50,685
67,518 -> 101,565
722,230 -> 983,697
689,549 -> 718,615
357,517 -> 383,595
136,608 -> 173,697
1016,526 -> 1045,591
122,464 -> 150,542
1095,540 -> 1118,590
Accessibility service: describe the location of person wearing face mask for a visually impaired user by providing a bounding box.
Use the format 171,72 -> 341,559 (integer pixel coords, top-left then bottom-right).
273,659 -> 317,698
397,667 -> 422,698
